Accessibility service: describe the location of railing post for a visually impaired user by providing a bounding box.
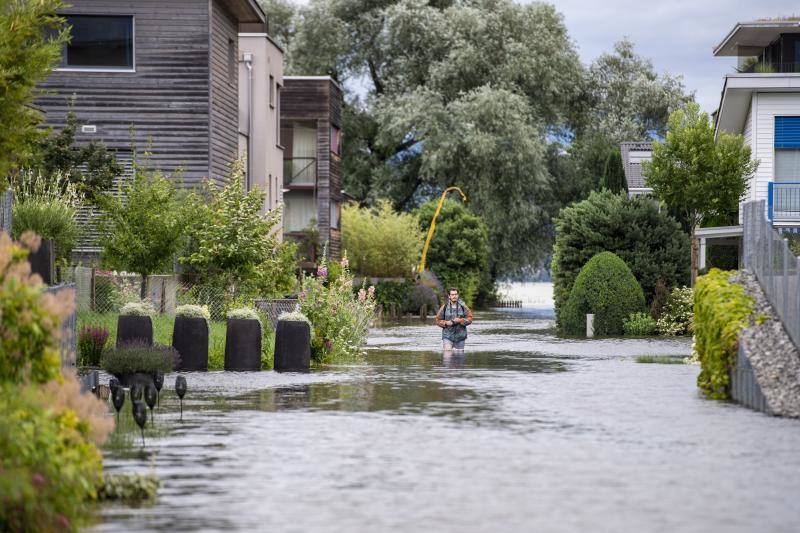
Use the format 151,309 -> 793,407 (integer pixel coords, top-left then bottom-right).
784,238 -> 790,322
768,182 -> 774,221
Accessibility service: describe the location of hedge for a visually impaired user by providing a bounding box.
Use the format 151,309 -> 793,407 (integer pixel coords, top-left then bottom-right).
562,252 -> 645,336
694,269 -> 754,399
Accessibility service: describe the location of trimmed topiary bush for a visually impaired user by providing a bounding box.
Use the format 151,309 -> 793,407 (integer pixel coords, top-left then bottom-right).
101,341 -> 179,376
562,252 -> 645,336
552,190 -> 690,331
694,269 -> 753,399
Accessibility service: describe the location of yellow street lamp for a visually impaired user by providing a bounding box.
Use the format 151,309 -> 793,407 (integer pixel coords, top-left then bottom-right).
417,186 -> 467,274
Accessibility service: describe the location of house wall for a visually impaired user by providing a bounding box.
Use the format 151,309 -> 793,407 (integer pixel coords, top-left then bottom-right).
750,93 -> 800,216
742,97 -> 754,204
209,0 -> 240,184
238,33 -> 284,222
37,0 -> 213,186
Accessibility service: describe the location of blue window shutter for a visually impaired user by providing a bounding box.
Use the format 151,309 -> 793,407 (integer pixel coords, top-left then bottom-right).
775,116 -> 800,148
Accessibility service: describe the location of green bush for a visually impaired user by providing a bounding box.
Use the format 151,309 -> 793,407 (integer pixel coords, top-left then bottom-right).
101,341 -> 179,375
300,259 -> 376,364
11,170 -> 81,263
415,199 -> 490,306
97,473 -> 159,502
562,252 -> 645,336
342,200 -> 423,277
552,190 -> 690,331
694,270 -> 753,399
0,382 -> 104,532
373,280 -> 414,313
0,233 -> 66,383
656,286 -> 693,336
93,275 -> 126,312
623,312 -> 658,336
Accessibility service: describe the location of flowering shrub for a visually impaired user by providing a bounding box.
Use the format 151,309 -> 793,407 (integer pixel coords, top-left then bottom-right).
299,254 -> 376,363
77,325 -> 109,366
120,300 -> 155,317
227,307 -> 261,324
656,286 -> 693,336
175,304 -> 210,321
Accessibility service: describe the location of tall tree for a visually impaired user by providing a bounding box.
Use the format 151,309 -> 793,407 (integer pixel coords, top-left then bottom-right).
0,0 -> 68,187
643,103 -> 758,284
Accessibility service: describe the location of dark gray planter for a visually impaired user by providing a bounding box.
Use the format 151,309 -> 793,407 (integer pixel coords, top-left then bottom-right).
173,316 -> 209,371
274,320 -> 311,372
28,239 -> 55,285
224,318 -> 261,371
117,315 -> 153,348
112,372 -> 155,389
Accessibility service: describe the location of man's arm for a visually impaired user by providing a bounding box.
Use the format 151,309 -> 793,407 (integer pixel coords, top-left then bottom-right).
463,305 -> 473,326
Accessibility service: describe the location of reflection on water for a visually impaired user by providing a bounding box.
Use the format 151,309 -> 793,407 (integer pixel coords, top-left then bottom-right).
94,309 -> 800,533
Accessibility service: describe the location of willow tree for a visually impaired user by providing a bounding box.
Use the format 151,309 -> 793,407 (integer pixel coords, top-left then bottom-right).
644,103 -> 758,284
0,0 -> 68,186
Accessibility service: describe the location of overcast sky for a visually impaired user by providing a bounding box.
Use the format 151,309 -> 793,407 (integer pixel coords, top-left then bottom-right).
545,0 -> 799,113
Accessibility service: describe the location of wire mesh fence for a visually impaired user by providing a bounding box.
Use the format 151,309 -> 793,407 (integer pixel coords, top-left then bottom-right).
64,267 -> 298,328
742,200 -> 800,350
44,283 -> 77,369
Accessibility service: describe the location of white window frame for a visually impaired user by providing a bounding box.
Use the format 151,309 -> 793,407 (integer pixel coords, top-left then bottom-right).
56,14 -> 136,73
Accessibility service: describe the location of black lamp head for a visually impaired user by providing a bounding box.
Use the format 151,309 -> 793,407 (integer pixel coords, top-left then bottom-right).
112,386 -> 126,412
109,377 -> 120,393
130,382 -> 143,402
144,383 -> 157,410
153,371 -> 164,392
132,401 -> 147,430
175,375 -> 187,399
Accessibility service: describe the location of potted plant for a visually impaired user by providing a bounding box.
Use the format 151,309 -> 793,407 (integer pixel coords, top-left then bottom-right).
101,341 -> 180,388
224,308 -> 262,371
116,301 -> 155,348
172,304 -> 210,371
274,310 -> 312,372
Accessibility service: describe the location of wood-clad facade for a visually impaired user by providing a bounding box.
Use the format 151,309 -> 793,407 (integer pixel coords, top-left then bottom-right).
281,76 -> 343,261
36,0 -> 265,188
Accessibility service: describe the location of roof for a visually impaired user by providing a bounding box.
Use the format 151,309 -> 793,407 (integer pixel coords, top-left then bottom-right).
620,141 -> 653,190
714,20 -> 800,56
220,0 -> 266,24
283,75 -> 343,91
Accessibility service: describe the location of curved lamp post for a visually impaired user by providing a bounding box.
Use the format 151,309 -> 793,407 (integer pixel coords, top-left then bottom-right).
417,186 -> 468,274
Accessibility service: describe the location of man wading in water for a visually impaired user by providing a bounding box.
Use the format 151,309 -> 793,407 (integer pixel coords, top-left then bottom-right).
436,287 -> 473,351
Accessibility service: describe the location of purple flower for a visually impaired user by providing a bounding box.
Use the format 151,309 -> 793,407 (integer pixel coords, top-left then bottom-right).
317,265 -> 328,278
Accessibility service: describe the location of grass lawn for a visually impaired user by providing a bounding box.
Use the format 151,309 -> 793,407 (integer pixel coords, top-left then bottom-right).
635,355 -> 686,364
78,312 -> 274,370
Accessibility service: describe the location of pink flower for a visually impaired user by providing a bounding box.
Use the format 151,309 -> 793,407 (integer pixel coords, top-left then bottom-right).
358,289 -> 367,301
367,286 -> 375,298
324,339 -> 333,352
317,265 -> 328,278
340,256 -> 349,268
299,290 -> 307,301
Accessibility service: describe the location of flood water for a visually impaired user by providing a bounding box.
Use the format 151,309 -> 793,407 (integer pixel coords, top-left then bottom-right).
95,302 -> 800,532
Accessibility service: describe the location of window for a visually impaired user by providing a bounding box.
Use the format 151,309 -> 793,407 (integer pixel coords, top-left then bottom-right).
269,75 -> 275,108
330,126 -> 341,155
775,116 -> 800,181
330,201 -> 341,229
61,15 -> 133,70
228,39 -> 236,84
276,83 -> 282,147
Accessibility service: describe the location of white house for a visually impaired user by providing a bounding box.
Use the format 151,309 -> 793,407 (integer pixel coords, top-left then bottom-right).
714,19 -> 800,226
620,141 -> 653,198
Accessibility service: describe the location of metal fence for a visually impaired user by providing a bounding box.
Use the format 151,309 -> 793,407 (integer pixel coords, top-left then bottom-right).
45,283 -> 77,369
742,200 -> 800,349
0,190 -> 11,234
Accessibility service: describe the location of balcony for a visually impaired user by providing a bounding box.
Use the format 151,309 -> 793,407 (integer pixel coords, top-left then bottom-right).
768,182 -> 800,221
283,157 -> 316,189
737,61 -> 800,74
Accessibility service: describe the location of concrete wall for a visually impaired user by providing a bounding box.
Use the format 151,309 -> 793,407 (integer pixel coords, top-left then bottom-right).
238,33 -> 284,228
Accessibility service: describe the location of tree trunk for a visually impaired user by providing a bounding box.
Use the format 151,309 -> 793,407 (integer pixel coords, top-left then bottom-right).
690,226 -> 698,287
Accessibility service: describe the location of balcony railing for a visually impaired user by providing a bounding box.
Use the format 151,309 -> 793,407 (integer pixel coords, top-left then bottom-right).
737,61 -> 800,74
768,182 -> 800,220
283,157 -> 316,188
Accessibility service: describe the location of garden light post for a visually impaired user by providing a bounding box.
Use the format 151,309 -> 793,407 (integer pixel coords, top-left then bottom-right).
175,375 -> 187,421
132,401 -> 147,447
112,386 -> 125,422
154,371 -> 164,407
144,383 -> 157,425
418,186 -> 467,274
